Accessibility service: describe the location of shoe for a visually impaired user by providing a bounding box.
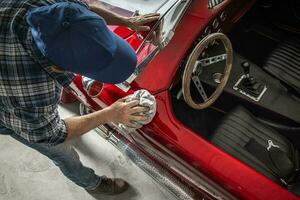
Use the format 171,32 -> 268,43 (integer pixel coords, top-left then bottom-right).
86,176 -> 129,195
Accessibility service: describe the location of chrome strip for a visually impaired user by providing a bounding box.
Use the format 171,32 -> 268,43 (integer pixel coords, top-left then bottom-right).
80,104 -> 195,199
96,126 -> 196,200
79,101 -> 238,200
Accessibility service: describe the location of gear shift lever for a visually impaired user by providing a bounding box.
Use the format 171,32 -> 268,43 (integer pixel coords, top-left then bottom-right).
242,61 -> 250,79
238,61 -> 265,98
241,61 -> 256,86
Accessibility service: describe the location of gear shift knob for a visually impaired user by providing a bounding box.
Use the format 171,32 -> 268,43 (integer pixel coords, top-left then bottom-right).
242,61 -> 250,78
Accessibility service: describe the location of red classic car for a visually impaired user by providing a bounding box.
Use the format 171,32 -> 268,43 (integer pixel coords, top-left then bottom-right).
62,0 -> 300,199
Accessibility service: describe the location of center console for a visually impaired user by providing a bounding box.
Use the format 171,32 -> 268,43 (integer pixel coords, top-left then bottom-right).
233,61 -> 267,102
200,52 -> 300,125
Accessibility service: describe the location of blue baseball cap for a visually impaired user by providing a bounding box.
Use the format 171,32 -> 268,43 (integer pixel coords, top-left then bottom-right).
26,2 -> 137,84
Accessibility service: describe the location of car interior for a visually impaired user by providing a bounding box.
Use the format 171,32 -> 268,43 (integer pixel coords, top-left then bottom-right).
170,0 -> 300,195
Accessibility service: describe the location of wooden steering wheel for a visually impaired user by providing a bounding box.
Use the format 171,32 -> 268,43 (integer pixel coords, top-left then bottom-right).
182,33 -> 233,110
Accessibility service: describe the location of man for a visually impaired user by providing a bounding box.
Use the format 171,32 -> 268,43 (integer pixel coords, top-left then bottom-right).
0,0 -> 159,196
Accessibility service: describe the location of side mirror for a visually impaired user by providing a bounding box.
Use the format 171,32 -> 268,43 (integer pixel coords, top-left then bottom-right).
82,77 -> 104,98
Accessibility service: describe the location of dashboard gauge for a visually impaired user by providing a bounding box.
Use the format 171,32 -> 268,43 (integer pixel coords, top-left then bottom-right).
204,26 -> 212,35
212,18 -> 220,29
220,11 -> 227,21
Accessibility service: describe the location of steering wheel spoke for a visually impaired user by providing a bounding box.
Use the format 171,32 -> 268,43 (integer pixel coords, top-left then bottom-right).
192,75 -> 208,101
194,53 -> 228,69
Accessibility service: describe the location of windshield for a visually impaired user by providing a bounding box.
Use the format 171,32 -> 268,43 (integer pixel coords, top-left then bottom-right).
95,0 -> 171,14
85,0 -> 192,91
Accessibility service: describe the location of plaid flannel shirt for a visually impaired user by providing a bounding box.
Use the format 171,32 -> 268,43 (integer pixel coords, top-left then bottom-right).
0,0 -> 89,145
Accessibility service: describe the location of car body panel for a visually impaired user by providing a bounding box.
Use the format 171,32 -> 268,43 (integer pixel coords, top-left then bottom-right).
65,0 -> 299,199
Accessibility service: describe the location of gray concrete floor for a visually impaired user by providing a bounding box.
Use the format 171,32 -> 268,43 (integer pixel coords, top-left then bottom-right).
0,103 -> 173,200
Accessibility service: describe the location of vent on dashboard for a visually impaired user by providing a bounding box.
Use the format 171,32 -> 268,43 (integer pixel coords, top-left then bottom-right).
208,0 -> 225,9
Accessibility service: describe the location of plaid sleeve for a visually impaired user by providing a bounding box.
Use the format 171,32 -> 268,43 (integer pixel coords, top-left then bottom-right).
68,0 -> 90,8
27,0 -> 90,9
8,107 -> 69,146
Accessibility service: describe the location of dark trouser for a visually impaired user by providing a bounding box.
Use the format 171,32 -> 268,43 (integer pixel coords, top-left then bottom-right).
0,126 -> 101,190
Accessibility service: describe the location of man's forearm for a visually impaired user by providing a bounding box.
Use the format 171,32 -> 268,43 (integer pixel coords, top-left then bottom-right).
64,107 -> 111,140
89,4 -> 128,26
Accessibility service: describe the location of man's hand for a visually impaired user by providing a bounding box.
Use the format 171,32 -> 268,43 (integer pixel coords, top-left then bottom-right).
125,13 -> 160,32
106,97 -> 149,128
65,97 -> 150,140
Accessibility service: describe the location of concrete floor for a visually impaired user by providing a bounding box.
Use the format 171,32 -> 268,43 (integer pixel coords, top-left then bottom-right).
0,103 -> 173,200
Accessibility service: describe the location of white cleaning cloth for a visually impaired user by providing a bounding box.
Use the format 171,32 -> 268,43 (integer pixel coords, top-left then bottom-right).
119,89 -> 156,131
